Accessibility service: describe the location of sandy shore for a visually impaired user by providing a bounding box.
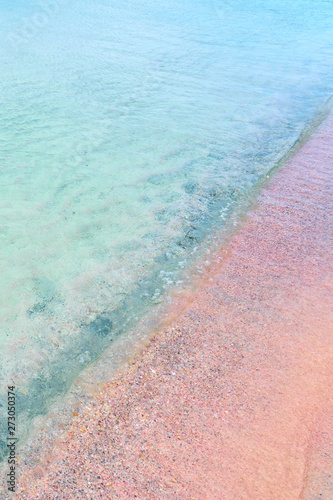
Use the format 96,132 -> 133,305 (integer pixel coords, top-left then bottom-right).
13,113 -> 333,499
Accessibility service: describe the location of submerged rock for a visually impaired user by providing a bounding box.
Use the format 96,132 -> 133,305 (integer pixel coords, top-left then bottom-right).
88,316 -> 113,338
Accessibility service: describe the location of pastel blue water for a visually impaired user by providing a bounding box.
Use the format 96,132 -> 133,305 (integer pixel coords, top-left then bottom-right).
0,0 -> 333,457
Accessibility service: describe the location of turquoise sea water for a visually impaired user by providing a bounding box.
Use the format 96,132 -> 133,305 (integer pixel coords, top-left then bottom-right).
0,0 -> 333,459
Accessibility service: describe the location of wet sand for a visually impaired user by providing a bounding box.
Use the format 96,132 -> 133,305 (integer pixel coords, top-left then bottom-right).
15,113 -> 333,499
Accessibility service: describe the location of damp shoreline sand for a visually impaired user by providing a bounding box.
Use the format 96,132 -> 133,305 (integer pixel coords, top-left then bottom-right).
8,113 -> 333,498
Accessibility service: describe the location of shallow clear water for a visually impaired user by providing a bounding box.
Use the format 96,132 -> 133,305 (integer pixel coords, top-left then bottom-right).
0,0 -> 332,458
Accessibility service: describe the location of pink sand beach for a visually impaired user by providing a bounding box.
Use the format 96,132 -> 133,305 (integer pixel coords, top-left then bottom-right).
13,113 -> 333,498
